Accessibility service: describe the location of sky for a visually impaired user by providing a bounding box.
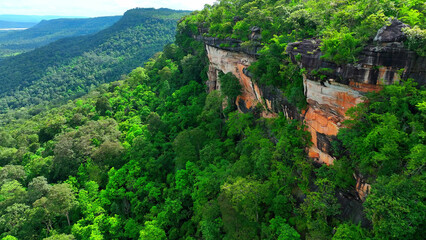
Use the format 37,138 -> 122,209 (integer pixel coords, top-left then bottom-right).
0,0 -> 218,17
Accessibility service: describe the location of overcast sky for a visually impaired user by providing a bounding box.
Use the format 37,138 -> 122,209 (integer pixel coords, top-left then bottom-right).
0,0 -> 218,17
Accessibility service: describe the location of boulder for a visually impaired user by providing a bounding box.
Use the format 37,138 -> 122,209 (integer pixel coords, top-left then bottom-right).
374,19 -> 409,43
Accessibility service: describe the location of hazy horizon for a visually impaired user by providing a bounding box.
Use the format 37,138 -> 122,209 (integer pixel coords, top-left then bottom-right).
0,0 -> 217,17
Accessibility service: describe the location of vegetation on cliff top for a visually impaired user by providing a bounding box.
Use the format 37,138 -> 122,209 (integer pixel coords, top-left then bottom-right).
182,0 -> 425,81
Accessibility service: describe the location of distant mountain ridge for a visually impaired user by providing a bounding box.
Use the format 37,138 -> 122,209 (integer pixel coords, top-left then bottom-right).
0,16 -> 121,59
0,14 -> 85,23
0,20 -> 37,28
0,8 -> 191,112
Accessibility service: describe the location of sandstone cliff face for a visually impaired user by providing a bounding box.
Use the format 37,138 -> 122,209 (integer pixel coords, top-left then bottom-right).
206,44 -> 281,118
203,21 -> 425,200
205,44 -> 301,120
286,21 -> 425,165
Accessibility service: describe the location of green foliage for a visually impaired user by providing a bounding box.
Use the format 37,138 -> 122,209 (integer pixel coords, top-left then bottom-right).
249,35 -> 306,109
0,3 -> 424,239
139,221 -> 166,240
335,79 -> 425,239
0,16 -> 121,59
43,233 -> 75,240
337,80 -> 425,179
403,26 -> 426,56
0,8 -> 190,114
321,31 -> 362,64
332,223 -> 369,240
300,178 -> 340,239
1,236 -> 18,240
265,217 -> 301,240
364,175 -> 425,239
218,72 -> 242,111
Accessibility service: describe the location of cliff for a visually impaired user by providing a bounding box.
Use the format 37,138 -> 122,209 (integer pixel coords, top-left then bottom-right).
202,20 -> 425,200
286,20 -> 425,166
204,42 -> 301,120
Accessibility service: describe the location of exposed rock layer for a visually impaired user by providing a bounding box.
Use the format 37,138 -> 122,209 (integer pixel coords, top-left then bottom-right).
203,25 -> 425,200
286,34 -> 425,165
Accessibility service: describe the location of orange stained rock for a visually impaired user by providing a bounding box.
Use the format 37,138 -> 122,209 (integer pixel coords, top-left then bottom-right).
236,95 -> 254,109
308,149 -> 320,158
308,125 -> 318,147
261,111 -> 278,118
349,81 -> 383,93
335,91 -> 362,117
237,64 -> 253,91
304,107 -> 339,136
309,146 -> 335,165
355,175 -> 371,202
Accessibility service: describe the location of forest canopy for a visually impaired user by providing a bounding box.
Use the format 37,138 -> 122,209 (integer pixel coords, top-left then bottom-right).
0,1 -> 425,240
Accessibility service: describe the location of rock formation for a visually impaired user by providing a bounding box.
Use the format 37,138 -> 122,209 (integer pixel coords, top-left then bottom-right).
202,20 -> 425,200
286,20 -> 425,165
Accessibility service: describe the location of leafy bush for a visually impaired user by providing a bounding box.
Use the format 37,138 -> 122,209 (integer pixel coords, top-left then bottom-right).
320,31 -> 362,64
403,26 -> 426,56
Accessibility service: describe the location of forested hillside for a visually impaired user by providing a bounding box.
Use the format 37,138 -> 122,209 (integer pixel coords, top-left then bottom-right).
0,8 -> 190,115
0,21 -> 36,29
0,16 -> 121,59
0,1 -> 424,240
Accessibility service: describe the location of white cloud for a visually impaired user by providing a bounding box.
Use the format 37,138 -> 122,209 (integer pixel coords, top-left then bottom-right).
0,0 -> 218,17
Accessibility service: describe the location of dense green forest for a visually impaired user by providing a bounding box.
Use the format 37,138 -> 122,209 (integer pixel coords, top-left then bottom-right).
0,8 -> 190,116
0,1 -> 425,240
0,16 -> 121,59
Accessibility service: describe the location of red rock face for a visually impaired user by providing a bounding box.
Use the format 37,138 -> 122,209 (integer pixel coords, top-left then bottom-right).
205,32 -> 425,200
303,78 -> 368,164
355,174 -> 371,202
206,45 -> 277,118
205,44 -> 382,166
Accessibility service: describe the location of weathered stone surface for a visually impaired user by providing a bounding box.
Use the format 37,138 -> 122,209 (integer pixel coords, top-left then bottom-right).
249,26 -> 262,41
196,35 -> 262,56
287,39 -> 425,86
206,45 -> 270,115
206,44 -> 299,119
204,26 -> 425,200
355,174 -> 371,202
374,19 -> 409,43
286,30 -> 425,166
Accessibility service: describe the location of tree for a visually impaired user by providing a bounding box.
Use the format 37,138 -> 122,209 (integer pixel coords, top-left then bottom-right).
52,119 -> 121,181
264,217 -> 301,240
139,221 -> 166,240
0,147 -> 18,166
0,180 -> 27,212
300,178 -> 340,239
218,72 -> 242,111
91,140 -> 124,169
221,177 -> 266,223
43,233 -> 75,240
332,223 -> 368,240
0,203 -> 30,237
128,67 -> 150,87
33,183 -> 77,233
0,132 -> 15,148
47,183 -> 77,226
1,236 -> 18,240
173,128 -> 206,169
0,165 -> 26,184
364,175 -> 425,239
28,176 -> 50,203
95,96 -> 111,116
